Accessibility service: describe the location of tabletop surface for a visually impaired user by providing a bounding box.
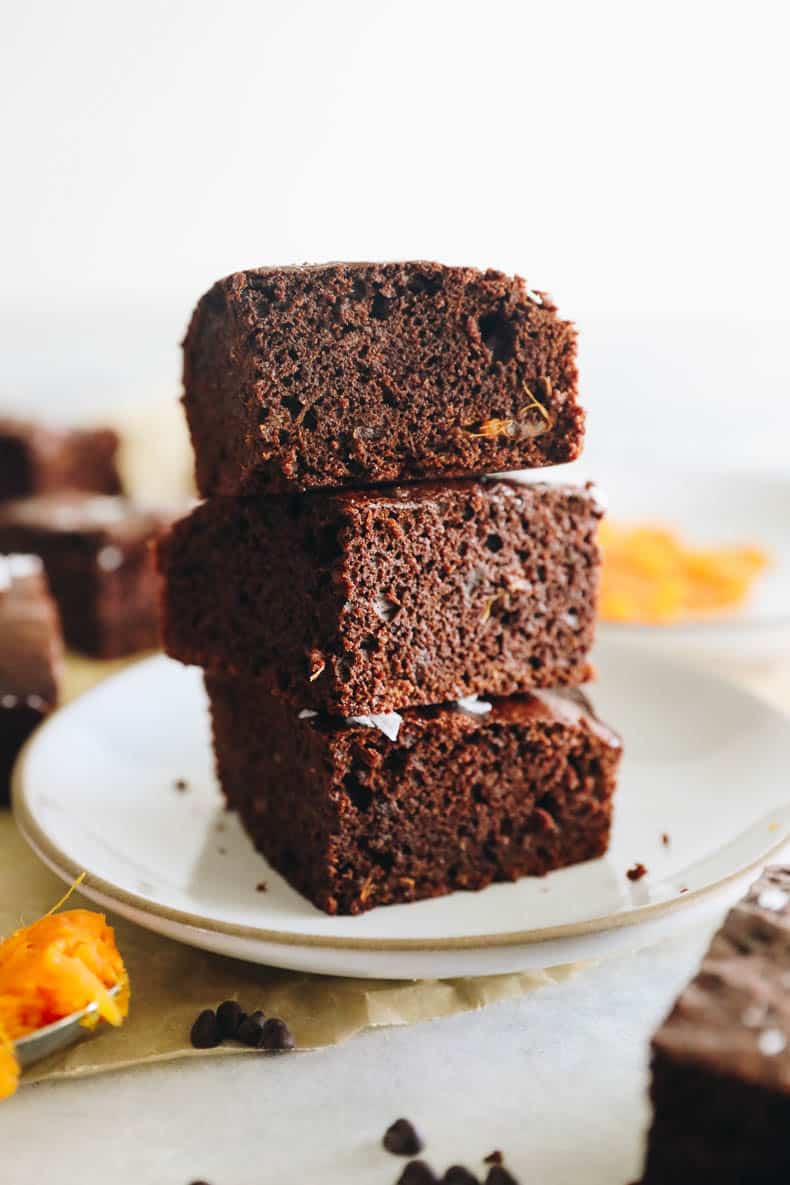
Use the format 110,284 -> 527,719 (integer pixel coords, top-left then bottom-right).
4,928 -> 708,1185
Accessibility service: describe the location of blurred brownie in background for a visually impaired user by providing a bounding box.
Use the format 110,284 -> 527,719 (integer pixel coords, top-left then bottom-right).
0,495 -> 176,658
0,554 -> 63,803
0,417 -> 123,502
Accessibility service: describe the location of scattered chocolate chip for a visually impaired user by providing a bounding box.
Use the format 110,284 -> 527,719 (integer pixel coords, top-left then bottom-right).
383,1118 -> 424,1156
484,1166 -> 519,1185
627,862 -> 648,882
661,832 -> 670,846
483,1152 -> 503,1165
256,881 -> 268,892
238,1010 -> 267,1047
443,1168 -> 479,1185
190,1009 -> 221,1049
216,1000 -> 246,1039
174,777 -> 189,791
397,1162 -> 438,1185
261,1016 -> 295,1051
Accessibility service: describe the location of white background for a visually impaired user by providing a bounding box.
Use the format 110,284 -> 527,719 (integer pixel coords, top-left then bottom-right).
1,0 -> 789,469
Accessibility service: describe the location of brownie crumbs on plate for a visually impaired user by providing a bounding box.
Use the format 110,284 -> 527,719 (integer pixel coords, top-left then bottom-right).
627,862 -> 648,882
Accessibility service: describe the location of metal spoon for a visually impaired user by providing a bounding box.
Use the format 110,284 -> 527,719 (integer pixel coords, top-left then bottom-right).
14,984 -> 121,1069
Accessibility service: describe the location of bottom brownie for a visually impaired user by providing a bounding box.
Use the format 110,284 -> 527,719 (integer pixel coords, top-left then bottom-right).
205,676 -> 621,915
642,866 -> 790,1184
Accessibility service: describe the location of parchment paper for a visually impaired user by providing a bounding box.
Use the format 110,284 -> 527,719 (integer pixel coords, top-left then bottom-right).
1,657 -> 583,1088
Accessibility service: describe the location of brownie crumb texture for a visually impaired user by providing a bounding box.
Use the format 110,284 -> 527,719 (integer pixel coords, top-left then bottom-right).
182,262 -> 584,495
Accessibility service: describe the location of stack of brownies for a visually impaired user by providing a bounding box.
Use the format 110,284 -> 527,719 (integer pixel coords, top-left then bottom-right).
158,262 -> 622,915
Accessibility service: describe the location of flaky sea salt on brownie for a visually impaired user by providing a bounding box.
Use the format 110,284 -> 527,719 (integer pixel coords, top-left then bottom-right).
642,865 -> 790,1184
206,675 -> 621,915
0,417 -> 122,502
182,261 -> 584,495
0,494 -> 177,659
159,479 -> 601,716
0,555 -> 63,803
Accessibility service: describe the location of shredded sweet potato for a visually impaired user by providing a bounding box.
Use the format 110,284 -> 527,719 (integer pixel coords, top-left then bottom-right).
0,906 -> 129,1099
599,521 -> 770,624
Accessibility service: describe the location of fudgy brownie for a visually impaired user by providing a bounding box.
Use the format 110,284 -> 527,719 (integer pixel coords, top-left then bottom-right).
205,675 -> 621,915
0,495 -> 176,658
0,554 -> 63,803
159,479 -> 601,716
642,866 -> 790,1184
182,262 -> 584,495
0,417 -> 122,501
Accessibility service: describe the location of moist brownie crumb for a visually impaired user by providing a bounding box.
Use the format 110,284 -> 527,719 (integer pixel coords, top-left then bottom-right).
182,262 -> 583,495
255,881 -> 268,893
641,865 -> 790,1183
627,863 -> 648,882
174,777 -> 189,792
207,676 -> 621,916
661,832 -> 670,846
159,479 -> 602,716
383,1119 -> 424,1156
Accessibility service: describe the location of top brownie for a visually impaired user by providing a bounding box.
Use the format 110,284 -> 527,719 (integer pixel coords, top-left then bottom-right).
183,261 -> 584,494
0,417 -> 122,502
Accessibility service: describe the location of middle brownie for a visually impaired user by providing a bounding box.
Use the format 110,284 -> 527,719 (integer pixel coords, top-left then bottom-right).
159,479 -> 602,717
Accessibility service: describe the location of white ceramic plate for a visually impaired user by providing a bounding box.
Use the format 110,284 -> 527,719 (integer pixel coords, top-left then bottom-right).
13,645 -> 790,979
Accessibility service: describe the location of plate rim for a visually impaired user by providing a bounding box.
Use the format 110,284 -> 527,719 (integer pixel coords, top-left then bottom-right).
11,653 -> 790,954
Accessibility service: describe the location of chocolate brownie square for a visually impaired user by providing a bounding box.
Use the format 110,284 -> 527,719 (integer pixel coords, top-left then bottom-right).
0,554 -> 63,803
0,417 -> 122,501
205,675 -> 621,915
182,262 -> 584,495
0,495 -> 175,658
159,479 -> 601,716
642,866 -> 790,1184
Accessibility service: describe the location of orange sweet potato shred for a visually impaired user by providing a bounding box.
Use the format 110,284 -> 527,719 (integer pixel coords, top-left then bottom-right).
0,909 -> 129,1100
599,521 -> 770,625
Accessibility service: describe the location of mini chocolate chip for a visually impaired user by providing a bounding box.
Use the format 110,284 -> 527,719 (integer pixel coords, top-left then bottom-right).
216,1000 -> 246,1039
397,1162 -> 438,1185
443,1168 -> 479,1185
484,1167 -> 520,1185
261,1017 -> 295,1051
190,1009 -> 221,1049
237,1010 -> 267,1047
383,1118 -> 424,1156
483,1152 -> 503,1166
